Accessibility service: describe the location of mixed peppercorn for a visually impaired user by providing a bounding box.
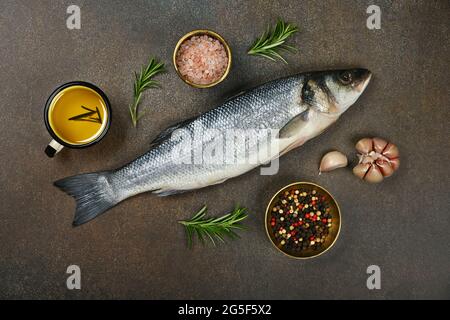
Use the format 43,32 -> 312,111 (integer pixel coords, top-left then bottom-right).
269,188 -> 333,252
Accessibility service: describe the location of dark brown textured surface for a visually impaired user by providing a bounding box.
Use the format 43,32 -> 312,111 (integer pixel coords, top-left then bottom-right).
0,0 -> 449,299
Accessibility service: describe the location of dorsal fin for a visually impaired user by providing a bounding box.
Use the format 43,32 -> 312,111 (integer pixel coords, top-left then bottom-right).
224,90 -> 246,103
150,116 -> 196,146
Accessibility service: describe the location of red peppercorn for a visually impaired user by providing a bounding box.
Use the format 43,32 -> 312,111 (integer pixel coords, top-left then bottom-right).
305,213 -> 310,219
322,218 -> 327,224
310,236 -> 315,241
271,222 -> 275,226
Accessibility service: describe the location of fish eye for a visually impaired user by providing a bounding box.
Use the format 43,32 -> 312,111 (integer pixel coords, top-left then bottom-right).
339,71 -> 353,85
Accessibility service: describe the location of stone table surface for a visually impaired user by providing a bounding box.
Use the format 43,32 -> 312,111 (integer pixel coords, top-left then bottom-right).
0,0 -> 448,299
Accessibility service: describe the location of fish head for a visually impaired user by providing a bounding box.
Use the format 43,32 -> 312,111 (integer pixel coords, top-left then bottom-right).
325,68 -> 372,114
299,68 -> 372,116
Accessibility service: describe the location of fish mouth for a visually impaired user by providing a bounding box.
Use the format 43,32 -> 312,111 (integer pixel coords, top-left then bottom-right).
354,69 -> 372,92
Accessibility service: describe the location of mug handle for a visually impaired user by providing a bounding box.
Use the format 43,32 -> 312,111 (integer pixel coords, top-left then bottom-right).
45,139 -> 64,158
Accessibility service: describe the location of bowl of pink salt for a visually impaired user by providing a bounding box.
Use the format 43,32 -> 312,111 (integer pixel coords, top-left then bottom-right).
173,30 -> 232,88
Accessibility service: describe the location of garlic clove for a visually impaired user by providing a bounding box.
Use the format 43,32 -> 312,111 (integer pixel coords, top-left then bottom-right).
376,159 -> 394,177
382,143 -> 399,159
352,163 -> 371,179
390,158 -> 400,171
355,138 -> 373,154
364,165 -> 384,183
319,151 -> 348,174
373,137 -> 388,154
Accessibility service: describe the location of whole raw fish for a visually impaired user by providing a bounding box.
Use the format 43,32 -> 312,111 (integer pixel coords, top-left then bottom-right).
55,69 -> 372,225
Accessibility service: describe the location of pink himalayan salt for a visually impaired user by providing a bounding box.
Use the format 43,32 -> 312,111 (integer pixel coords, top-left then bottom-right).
176,34 -> 228,85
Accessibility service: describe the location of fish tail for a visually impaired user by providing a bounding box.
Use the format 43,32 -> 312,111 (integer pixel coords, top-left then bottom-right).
54,172 -> 119,226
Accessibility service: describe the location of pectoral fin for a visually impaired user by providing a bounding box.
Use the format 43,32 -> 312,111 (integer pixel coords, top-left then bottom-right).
278,109 -> 309,139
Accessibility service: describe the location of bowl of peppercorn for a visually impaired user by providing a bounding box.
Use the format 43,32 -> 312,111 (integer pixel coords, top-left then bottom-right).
265,182 -> 341,259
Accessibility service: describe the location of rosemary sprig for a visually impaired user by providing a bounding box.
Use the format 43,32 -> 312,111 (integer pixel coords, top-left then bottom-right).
68,106 -> 102,124
129,57 -> 165,127
179,205 -> 248,248
248,19 -> 298,64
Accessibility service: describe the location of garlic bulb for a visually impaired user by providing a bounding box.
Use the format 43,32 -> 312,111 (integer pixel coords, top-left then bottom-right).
353,137 -> 400,183
319,151 -> 348,174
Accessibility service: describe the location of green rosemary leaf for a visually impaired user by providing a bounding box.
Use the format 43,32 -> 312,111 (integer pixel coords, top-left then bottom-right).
268,49 -> 288,64
195,227 -> 205,244
248,19 -> 298,63
254,52 -> 277,62
189,205 -> 207,224
179,205 -> 249,248
185,225 -> 193,248
129,57 -> 165,127
214,232 -> 225,243
279,44 -> 298,53
205,231 -> 217,246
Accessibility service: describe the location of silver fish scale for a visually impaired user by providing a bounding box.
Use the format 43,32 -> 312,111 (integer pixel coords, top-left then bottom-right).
110,76 -> 306,198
